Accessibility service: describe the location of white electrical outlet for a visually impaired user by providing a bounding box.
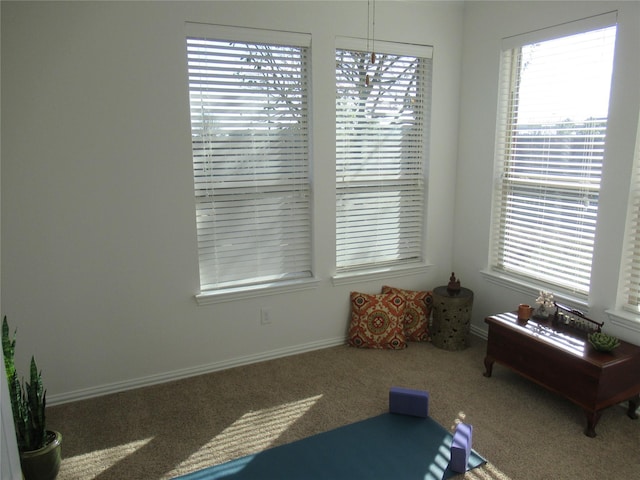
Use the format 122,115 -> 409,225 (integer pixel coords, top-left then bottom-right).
260,307 -> 272,325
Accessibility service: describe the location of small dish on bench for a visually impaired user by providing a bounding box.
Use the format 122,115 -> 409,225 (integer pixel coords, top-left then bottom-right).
588,332 -> 620,352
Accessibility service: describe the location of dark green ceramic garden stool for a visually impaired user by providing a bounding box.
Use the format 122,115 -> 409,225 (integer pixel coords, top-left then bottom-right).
431,286 -> 474,350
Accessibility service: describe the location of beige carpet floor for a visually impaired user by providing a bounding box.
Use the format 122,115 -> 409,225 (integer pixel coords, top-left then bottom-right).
47,336 -> 640,479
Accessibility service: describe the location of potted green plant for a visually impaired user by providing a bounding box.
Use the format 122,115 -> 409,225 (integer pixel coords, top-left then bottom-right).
2,317 -> 62,480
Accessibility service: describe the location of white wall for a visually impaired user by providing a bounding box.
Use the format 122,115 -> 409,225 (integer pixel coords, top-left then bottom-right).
1,2 -> 24,476
1,1 -> 464,403
5,0 -> 637,405
455,2 -> 640,343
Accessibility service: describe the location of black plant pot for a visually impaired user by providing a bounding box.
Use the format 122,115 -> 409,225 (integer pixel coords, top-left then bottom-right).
20,430 -> 62,480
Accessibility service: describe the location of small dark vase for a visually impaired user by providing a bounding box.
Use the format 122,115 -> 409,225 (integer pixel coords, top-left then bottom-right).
20,430 -> 62,480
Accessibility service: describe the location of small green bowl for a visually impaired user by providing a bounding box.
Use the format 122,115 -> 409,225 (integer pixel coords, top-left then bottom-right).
588,332 -> 620,352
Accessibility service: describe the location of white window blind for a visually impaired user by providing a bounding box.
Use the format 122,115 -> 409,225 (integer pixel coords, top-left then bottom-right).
621,118 -> 640,312
186,26 -> 312,292
335,39 -> 432,272
490,18 -> 617,296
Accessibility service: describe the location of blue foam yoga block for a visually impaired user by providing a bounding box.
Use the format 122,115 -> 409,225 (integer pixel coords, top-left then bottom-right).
450,422 -> 473,473
388,387 -> 429,417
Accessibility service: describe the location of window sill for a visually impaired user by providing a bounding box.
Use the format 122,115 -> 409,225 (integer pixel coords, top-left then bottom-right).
605,309 -> 640,334
480,269 -> 588,311
331,262 -> 434,287
195,277 -> 320,305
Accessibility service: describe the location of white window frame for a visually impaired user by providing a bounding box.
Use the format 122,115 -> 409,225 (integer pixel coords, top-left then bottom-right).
333,37 -> 433,283
185,23 -> 318,303
486,13 -> 618,302
609,112 -> 640,331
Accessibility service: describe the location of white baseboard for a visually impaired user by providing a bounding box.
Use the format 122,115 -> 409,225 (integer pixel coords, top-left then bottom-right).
50,326 -> 490,406
48,336 -> 347,406
470,323 -> 488,340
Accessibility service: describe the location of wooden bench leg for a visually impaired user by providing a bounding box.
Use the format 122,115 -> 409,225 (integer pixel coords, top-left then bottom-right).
627,394 -> 640,420
584,410 -> 602,438
483,355 -> 494,378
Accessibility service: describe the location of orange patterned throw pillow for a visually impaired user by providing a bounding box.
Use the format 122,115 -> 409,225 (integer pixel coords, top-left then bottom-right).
381,286 -> 433,342
348,291 -> 407,349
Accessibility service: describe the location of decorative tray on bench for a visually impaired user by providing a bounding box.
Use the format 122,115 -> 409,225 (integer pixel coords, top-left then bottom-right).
550,302 -> 603,338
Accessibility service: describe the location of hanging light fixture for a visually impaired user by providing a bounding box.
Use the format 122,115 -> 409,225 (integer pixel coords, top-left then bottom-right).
366,0 -> 376,86
370,0 -> 376,65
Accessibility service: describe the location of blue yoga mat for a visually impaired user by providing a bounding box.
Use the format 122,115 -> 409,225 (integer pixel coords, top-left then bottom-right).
174,413 -> 487,480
